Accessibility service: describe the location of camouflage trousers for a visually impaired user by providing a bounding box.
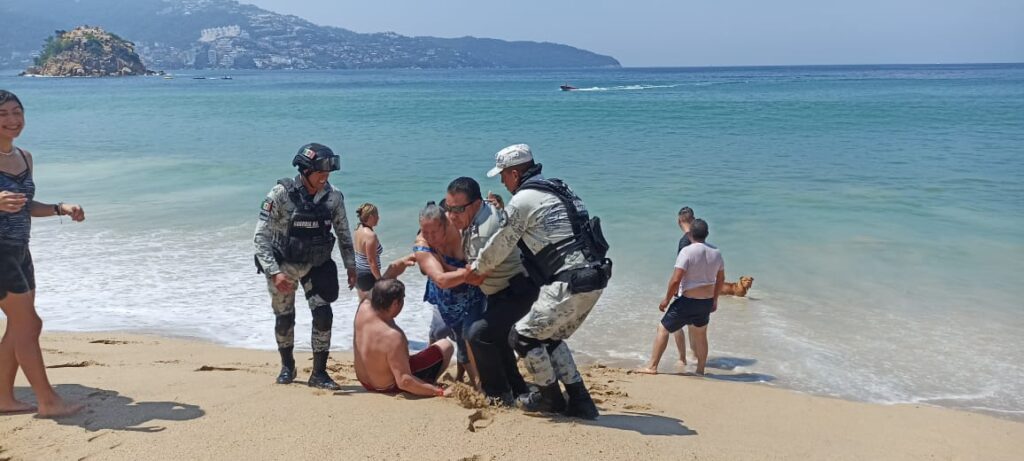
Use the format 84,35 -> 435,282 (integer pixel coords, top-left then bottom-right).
515,281 -> 602,387
266,262 -> 335,353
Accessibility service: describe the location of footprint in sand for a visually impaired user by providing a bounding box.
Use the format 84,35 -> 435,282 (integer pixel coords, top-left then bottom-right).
46,360 -> 101,369
194,366 -> 240,372
466,409 -> 493,432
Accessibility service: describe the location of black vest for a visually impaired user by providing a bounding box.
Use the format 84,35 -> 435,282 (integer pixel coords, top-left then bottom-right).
278,178 -> 336,266
515,174 -> 611,291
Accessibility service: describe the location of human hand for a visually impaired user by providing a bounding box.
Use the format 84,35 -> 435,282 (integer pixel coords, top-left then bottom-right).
61,203 -> 85,222
0,191 -> 27,214
464,269 -> 486,286
659,298 -> 670,312
347,268 -> 357,290
486,191 -> 504,210
273,273 -> 294,293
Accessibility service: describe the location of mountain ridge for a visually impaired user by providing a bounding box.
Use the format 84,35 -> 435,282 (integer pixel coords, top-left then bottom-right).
1,0 -> 620,70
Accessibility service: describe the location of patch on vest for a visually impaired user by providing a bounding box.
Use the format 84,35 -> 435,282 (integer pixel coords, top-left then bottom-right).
259,199 -> 273,221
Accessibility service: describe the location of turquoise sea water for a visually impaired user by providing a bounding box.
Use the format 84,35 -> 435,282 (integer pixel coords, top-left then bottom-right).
3,64 -> 1022,418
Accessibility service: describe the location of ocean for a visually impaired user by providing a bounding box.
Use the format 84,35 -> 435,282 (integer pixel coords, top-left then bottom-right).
3,64 -> 1022,419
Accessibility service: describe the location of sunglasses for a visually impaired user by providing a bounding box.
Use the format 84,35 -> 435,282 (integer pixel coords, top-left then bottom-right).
439,198 -> 478,214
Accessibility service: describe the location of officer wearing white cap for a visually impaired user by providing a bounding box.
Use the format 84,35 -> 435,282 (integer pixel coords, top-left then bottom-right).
467,143 -> 612,419
254,143 -> 357,391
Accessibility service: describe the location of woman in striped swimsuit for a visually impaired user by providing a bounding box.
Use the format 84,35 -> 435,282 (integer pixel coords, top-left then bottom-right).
0,90 -> 86,417
354,203 -> 383,302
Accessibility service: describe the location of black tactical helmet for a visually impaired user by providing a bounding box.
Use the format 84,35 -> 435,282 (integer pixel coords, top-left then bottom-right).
292,143 -> 341,174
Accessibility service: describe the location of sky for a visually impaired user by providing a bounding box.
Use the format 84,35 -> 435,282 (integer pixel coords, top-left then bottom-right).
244,0 -> 1024,67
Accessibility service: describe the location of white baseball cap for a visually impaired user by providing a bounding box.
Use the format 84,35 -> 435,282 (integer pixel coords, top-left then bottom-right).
486,144 -> 534,177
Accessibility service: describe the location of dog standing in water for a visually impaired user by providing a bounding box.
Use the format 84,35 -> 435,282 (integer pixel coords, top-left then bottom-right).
720,276 -> 754,297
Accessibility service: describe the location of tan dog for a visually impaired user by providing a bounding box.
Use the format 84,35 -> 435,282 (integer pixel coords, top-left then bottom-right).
720,276 -> 754,297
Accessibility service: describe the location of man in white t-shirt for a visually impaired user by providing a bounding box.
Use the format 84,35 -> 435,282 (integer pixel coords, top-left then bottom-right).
636,219 -> 724,375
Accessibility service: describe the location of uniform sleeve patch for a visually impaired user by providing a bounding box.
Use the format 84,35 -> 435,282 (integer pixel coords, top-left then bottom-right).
259,199 -> 273,221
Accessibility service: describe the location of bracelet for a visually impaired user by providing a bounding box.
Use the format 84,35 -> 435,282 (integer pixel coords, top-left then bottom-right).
53,203 -> 62,216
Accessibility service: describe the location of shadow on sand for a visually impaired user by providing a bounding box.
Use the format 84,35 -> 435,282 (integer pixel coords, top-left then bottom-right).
705,356 -> 758,370
554,411 -> 697,436
14,384 -> 204,432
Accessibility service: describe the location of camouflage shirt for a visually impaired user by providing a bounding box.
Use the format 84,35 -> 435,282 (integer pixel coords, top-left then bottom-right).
472,174 -> 587,277
253,176 -> 356,276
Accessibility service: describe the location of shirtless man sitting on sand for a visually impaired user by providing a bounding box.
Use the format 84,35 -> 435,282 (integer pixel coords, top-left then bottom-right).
354,278 -> 454,397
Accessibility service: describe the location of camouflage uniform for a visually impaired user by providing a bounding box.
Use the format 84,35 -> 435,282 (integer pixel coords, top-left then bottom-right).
254,176 -> 356,353
472,177 -> 603,388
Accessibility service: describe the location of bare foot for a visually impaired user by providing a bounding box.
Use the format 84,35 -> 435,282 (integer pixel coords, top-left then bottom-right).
37,400 -> 85,418
675,358 -> 688,369
695,368 -> 706,376
0,399 -> 37,414
633,366 -> 658,375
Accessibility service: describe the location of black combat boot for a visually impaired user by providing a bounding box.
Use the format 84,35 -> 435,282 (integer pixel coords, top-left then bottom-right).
564,380 -> 599,420
516,383 -> 567,413
276,347 -> 297,384
307,351 -> 341,391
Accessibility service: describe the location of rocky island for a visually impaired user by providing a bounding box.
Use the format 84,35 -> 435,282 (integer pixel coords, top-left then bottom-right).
22,26 -> 152,77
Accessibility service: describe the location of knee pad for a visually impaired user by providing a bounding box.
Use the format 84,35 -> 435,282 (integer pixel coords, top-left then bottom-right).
311,305 -> 333,331
275,312 -> 296,336
510,330 -> 544,357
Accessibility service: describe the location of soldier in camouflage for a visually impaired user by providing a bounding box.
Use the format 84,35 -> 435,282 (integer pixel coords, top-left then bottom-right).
467,144 -> 611,420
254,143 -> 357,391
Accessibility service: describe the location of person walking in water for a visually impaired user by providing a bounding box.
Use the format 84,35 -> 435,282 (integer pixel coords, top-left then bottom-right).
254,143 -> 357,390
0,90 -> 86,417
637,218 -> 724,376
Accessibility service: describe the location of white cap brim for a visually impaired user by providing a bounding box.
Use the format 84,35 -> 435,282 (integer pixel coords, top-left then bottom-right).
486,166 -> 503,178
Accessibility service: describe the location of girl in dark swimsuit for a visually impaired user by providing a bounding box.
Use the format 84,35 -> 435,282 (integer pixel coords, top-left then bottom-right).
0,90 -> 86,417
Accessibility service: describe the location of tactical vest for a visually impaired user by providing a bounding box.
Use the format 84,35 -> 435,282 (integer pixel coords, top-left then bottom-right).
516,177 -> 612,293
277,178 -> 336,266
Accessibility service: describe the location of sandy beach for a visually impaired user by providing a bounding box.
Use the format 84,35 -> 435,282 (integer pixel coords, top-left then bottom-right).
0,324 -> 1020,460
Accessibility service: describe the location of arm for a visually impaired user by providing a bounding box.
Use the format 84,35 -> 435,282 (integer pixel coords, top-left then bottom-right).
660,268 -> 685,312
29,201 -> 85,221
713,269 -> 725,312
414,249 -> 469,290
471,202 -> 531,275
382,253 -> 416,280
254,187 -> 287,276
364,231 -> 382,279
332,193 -> 356,271
387,333 -> 444,397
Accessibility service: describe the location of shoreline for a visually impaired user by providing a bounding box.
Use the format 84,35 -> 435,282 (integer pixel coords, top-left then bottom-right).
35,325 -> 1024,424
2,325 -> 1021,459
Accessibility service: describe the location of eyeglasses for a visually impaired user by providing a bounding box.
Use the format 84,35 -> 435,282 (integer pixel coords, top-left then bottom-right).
440,198 -> 478,214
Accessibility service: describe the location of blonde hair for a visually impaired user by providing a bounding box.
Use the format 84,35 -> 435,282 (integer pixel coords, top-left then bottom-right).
356,203 -> 378,227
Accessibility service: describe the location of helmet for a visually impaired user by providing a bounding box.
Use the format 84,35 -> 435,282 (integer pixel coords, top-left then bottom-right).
292,143 -> 341,173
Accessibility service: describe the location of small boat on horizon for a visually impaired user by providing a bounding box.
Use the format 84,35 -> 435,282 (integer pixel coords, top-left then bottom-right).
192,77 -> 207,80
560,84 -> 578,91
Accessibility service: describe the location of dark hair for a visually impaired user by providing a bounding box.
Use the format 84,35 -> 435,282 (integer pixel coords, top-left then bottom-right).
419,201 -> 447,225
690,218 -> 709,241
446,176 -> 482,202
0,90 -> 23,110
370,279 -> 405,312
678,206 -> 694,222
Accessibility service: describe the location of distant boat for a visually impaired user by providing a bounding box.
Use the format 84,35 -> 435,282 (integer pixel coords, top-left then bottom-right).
220,76 -> 233,80
560,84 -> 577,91
192,77 -> 207,80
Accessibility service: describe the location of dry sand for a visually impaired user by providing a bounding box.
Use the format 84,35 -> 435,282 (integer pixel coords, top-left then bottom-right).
1,326 -> 1022,460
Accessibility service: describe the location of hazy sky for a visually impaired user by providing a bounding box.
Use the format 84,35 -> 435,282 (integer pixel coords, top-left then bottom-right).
244,0 -> 1023,67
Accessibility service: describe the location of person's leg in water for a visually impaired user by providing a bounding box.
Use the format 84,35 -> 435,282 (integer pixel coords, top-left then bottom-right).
636,323 -> 672,374
0,291 -> 83,417
267,275 -> 297,384
688,324 -> 709,375
673,329 -> 688,367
